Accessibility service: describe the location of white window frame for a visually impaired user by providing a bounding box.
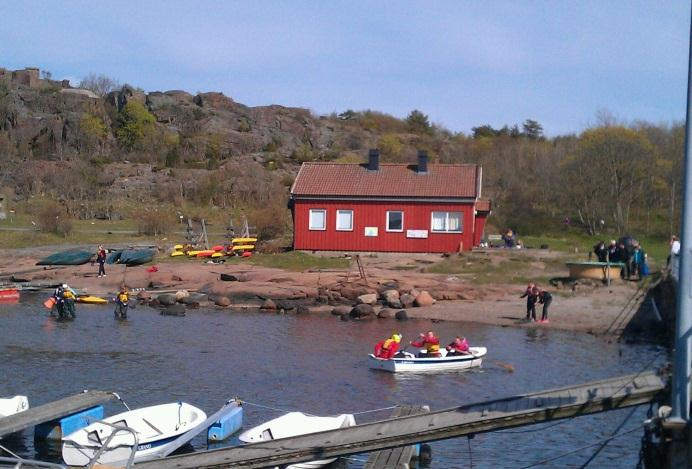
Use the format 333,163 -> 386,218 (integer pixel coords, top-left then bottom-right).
309,209 -> 327,231
335,209 -> 354,231
430,211 -> 463,233
386,211 -> 404,232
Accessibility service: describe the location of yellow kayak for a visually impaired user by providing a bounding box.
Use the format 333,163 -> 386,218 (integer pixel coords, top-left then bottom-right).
231,238 -> 257,244
231,244 -> 256,252
171,251 -> 185,257
76,295 -> 108,304
211,252 -> 224,258
187,250 -> 201,257
174,244 -> 184,250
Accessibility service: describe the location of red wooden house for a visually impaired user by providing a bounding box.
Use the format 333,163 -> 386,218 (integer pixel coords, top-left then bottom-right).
289,150 -> 491,253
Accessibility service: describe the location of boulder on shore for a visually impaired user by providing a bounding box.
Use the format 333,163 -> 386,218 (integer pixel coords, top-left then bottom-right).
261,299 -> 277,310
377,308 -> 394,319
175,290 -> 190,301
395,310 -> 409,321
400,293 -> 415,308
214,296 -> 231,307
357,293 -> 378,305
157,293 -> 177,306
332,305 -> 352,316
350,303 -> 375,319
414,291 -> 435,307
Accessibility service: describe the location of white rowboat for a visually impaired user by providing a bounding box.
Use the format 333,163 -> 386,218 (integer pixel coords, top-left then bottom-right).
0,395 -> 29,419
61,402 -> 207,466
239,412 -> 356,469
368,347 -> 487,373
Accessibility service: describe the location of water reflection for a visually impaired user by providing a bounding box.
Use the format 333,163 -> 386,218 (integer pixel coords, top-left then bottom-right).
0,296 -> 667,468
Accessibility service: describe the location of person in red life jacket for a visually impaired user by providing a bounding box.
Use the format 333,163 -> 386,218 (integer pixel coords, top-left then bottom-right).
446,336 -> 470,356
410,331 -> 441,357
520,282 -> 539,322
373,333 -> 402,359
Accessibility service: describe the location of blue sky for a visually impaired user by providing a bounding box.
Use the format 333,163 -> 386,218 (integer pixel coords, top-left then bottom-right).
0,1 -> 689,135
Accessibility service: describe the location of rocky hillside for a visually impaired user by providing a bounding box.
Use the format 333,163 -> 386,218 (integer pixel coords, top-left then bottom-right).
0,67 -> 445,225
0,66 -> 682,240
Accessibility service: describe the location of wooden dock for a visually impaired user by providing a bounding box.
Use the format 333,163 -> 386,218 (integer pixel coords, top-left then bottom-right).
0,390 -> 116,437
135,370 -> 665,469
365,405 -> 430,469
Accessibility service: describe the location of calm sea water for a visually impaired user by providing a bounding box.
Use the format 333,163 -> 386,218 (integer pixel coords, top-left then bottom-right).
0,294 -> 667,468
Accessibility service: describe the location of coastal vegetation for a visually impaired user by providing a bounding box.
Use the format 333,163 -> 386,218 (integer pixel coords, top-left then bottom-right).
0,67 -> 684,250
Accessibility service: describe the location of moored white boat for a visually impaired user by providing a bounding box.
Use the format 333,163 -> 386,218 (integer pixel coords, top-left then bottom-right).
368,347 -> 487,373
0,395 -> 29,418
61,402 -> 206,466
238,412 -> 356,469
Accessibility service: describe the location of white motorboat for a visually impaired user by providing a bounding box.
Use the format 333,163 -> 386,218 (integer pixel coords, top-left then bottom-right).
61,402 -> 207,466
368,347 -> 487,373
0,395 -> 29,418
238,412 -> 356,469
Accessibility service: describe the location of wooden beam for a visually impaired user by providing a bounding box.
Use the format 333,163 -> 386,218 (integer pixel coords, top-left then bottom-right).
135,371 -> 665,469
0,391 -> 116,437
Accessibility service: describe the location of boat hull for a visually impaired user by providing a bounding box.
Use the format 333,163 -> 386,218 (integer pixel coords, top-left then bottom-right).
0,395 -> 29,418
368,347 -> 487,373
62,402 -> 206,466
238,412 -> 355,469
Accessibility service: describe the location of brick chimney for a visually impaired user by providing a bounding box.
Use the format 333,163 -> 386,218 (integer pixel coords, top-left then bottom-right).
368,149 -> 380,171
417,150 -> 428,174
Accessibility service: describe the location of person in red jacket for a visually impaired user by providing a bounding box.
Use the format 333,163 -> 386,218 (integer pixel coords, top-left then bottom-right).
446,336 -> 470,356
374,333 -> 402,359
410,331 -> 441,357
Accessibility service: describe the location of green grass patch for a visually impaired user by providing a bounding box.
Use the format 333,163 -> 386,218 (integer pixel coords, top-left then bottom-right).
427,253 -> 535,284
228,251 -> 350,271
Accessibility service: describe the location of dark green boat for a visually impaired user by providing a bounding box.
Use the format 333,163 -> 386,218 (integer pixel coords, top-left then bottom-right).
36,250 -> 93,266
109,249 -> 155,266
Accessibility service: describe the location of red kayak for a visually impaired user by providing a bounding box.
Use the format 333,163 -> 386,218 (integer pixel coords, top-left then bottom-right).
0,288 -> 20,302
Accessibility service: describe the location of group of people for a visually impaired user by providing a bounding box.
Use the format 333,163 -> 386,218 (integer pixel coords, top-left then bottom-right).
52,283 -> 77,320
520,283 -> 552,323
593,239 -> 648,280
373,330 -> 471,359
50,283 -> 130,320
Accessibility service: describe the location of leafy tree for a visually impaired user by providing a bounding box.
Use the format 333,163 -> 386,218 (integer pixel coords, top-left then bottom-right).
79,73 -> 120,96
471,125 -> 499,139
116,101 -> 156,151
406,109 -> 432,134
378,134 -> 403,159
78,113 -> 108,154
564,126 -> 656,234
522,119 -> 544,139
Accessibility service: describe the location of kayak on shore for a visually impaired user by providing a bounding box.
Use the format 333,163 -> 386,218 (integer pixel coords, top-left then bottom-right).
36,250 -> 93,266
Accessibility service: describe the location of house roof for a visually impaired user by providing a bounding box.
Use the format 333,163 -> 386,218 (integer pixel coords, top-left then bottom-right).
291,162 -> 480,199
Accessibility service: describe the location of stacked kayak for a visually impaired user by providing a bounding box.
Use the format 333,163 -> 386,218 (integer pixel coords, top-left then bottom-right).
36,250 -> 93,266
229,237 -> 257,255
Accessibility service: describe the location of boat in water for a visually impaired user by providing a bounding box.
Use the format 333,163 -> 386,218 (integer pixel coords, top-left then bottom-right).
368,347 -> 487,373
61,402 -> 206,466
0,395 -> 29,418
238,412 -> 356,469
36,250 -> 93,266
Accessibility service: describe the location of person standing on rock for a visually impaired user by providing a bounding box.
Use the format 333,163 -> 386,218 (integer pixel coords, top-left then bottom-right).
520,283 -> 539,322
538,289 -> 553,323
410,331 -> 440,357
96,245 -> 107,277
